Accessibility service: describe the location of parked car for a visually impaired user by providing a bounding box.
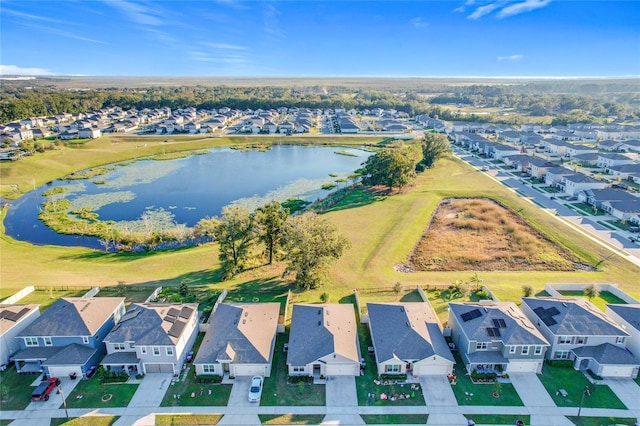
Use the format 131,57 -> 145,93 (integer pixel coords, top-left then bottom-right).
31,377 -> 60,401
248,375 -> 263,402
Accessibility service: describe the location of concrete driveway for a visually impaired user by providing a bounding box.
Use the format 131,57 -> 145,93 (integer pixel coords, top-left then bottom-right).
127,373 -> 172,408
509,373 -> 574,426
218,376 -> 260,425
323,375 -> 363,425
603,378 -> 640,414
420,375 -> 457,406
11,376 -> 82,426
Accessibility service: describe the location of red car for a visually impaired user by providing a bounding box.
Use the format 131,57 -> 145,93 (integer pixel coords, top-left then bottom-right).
31,377 -> 60,401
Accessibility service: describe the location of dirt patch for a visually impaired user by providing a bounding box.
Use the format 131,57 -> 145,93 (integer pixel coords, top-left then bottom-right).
408,198 -> 581,271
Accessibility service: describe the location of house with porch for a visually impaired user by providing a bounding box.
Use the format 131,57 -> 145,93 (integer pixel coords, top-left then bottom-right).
561,173 -> 608,196
0,305 -> 40,367
194,303 -> 279,378
597,153 -> 634,169
287,304 -> 360,377
564,144 -> 598,159
528,157 -> 556,179
601,197 -> 640,223
448,302 -> 549,374
521,298 -> 639,378
605,304 -> 640,359
101,303 -> 199,375
571,153 -> 600,167
544,167 -> 575,187
13,297 -> 125,378
577,188 -> 637,210
367,302 -> 454,377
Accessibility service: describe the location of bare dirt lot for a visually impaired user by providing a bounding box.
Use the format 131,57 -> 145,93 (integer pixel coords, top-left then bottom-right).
408,198 -> 580,271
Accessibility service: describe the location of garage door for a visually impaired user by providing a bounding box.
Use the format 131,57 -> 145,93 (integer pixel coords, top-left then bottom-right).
48,365 -> 82,379
145,363 -> 174,374
414,363 -> 452,376
507,361 -> 541,373
325,364 -> 358,376
601,366 -> 634,378
232,364 -> 267,377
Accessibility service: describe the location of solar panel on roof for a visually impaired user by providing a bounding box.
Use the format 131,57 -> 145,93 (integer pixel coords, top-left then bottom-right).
168,320 -> 186,338
14,308 -> 30,321
547,307 -> 560,316
164,315 -> 176,323
0,310 -> 11,319
487,327 -> 496,337
497,318 -> 507,328
179,306 -> 193,319
461,308 -> 482,322
541,317 -> 557,326
492,319 -> 500,328
166,308 -> 180,318
4,312 -> 17,321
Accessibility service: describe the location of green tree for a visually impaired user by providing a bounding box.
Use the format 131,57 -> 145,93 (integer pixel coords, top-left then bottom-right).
205,206 -> 256,280
418,133 -> 450,170
179,281 -> 189,297
584,284 -> 600,300
522,285 -> 533,297
255,201 -> 289,265
361,146 -> 417,191
281,213 -> 350,290
470,272 -> 484,292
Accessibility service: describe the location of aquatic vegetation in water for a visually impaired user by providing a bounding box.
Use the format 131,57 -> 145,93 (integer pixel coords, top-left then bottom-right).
63,167 -> 113,180
68,191 -> 136,212
112,208 -> 182,233
101,161 -> 183,189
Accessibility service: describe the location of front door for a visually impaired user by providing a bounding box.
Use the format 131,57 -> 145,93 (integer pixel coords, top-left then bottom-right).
223,363 -> 230,373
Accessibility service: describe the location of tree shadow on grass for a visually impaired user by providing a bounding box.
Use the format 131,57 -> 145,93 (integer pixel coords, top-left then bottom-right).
322,186 -> 388,213
56,244 -> 199,262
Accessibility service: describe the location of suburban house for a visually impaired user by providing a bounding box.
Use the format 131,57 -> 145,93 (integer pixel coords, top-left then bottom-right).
577,188 -> 638,210
491,143 -> 521,160
561,173 -> 608,196
448,302 -> 549,374
601,197 -> 640,223
605,163 -> 640,181
598,140 -> 624,151
78,127 -> 101,139
571,153 -> 600,167
101,303 -> 199,375
367,302 -> 454,377
13,297 -> 125,378
527,157 -> 556,179
521,298 -> 639,378
0,305 -> 40,367
544,167 -> 576,186
620,139 -> 640,153
564,144 -> 598,158
597,153 -> 634,169
194,303 -> 279,378
605,304 -> 640,359
287,304 -> 360,377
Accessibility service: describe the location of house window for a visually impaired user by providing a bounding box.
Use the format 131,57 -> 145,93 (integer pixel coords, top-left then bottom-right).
114,343 -> 126,351
153,347 -> 160,356
140,347 -> 147,355
575,336 -> 586,344
384,364 -> 401,373
558,336 -> 571,344
83,336 -> 90,344
44,337 -> 52,346
534,346 -> 543,355
25,337 -> 38,346
616,336 -> 625,344
555,350 -> 569,359
521,346 -> 529,355
509,346 -> 516,354
292,366 -> 305,373
476,342 -> 488,351
203,364 -> 216,373
166,347 -> 174,356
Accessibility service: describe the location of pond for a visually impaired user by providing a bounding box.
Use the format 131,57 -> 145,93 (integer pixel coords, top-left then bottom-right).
3,145 -> 370,249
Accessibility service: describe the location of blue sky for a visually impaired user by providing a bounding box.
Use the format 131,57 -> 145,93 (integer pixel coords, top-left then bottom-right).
1,0 -> 638,77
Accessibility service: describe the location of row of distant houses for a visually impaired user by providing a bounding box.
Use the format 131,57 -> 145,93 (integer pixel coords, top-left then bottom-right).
2,294 -> 639,381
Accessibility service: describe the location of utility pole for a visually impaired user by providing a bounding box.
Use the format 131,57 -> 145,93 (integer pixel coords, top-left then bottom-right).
577,386 -> 591,418
58,385 -> 69,418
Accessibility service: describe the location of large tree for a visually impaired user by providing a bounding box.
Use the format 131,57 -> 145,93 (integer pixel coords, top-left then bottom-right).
418,133 -> 450,170
199,206 -> 255,280
281,212 -> 350,290
361,146 -> 418,191
255,200 -> 289,265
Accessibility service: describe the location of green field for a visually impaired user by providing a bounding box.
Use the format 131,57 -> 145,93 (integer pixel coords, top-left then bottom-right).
2,137 -> 639,307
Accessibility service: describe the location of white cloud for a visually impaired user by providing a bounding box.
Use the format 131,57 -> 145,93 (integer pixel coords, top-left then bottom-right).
0,64 -> 53,75
108,0 -> 163,26
2,8 -> 63,23
497,54 -> 524,61
497,0 -> 552,18
410,17 -> 430,28
468,2 -> 503,19
204,42 -> 248,51
264,4 -> 284,38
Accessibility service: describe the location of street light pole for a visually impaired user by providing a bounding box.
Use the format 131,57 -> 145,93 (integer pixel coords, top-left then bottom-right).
577,386 -> 591,418
58,385 -> 69,418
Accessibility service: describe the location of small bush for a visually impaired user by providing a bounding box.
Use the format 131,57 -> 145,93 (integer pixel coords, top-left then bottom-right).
196,375 -> 223,384
320,292 -> 330,302
287,375 -> 313,384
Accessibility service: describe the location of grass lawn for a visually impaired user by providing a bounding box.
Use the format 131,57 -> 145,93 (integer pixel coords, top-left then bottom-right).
161,365 -> 231,407
537,362 -> 626,409
50,416 -> 118,426
64,377 -> 138,408
15,289 -> 88,311
464,414 -> 530,425
557,291 -> 627,311
450,353 -> 523,406
261,333 -> 326,406
355,324 -> 425,406
566,416 -> 638,426
360,414 -> 429,424
0,364 -> 40,410
97,285 -> 154,306
154,414 -> 223,425
259,414 -> 325,424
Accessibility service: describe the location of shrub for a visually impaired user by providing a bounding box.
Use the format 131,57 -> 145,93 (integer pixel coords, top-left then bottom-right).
196,375 -> 223,384
288,375 -> 313,384
320,292 -> 330,302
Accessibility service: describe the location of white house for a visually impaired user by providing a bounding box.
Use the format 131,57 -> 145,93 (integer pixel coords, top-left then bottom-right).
0,305 -> 40,367
606,304 -> 640,359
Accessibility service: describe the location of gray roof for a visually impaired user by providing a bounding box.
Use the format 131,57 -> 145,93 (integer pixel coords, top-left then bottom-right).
194,303 -> 279,365
545,166 -> 574,176
12,346 -> 61,361
466,350 -> 508,365
367,302 -> 453,364
527,157 -> 555,167
598,153 -> 633,161
287,304 -> 359,366
563,174 -> 602,184
18,298 -> 124,337
572,343 -> 639,365
43,344 -> 96,366
608,164 -> 640,174
584,188 -> 637,202
606,198 -> 640,214
0,304 -> 39,335
522,298 -> 628,336
104,303 -> 198,346
572,153 -> 600,161
607,304 -> 640,332
449,302 -> 548,346
101,351 -> 140,365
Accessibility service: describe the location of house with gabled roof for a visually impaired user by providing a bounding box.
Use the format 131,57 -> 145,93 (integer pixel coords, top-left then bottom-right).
102,303 -> 199,375
287,304 -> 360,378
194,303 -> 279,378
606,304 -> 640,360
597,153 -> 634,169
367,302 -> 454,377
13,297 -> 125,378
561,173 -> 608,196
448,302 -> 549,374
522,298 -> 639,378
0,304 -> 40,367
544,167 -> 575,186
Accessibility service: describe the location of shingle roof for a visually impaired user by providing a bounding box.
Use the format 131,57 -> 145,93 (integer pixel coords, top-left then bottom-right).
104,303 -> 198,346
0,304 -> 39,335
194,303 -> 279,365
101,351 -> 140,365
449,302 -> 548,346
18,298 -> 124,337
367,302 -> 453,364
43,344 -> 96,366
522,298 -> 628,336
563,174 -> 602,184
287,304 -> 359,366
606,304 -> 640,332
572,343 -> 639,365
12,346 -> 61,361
